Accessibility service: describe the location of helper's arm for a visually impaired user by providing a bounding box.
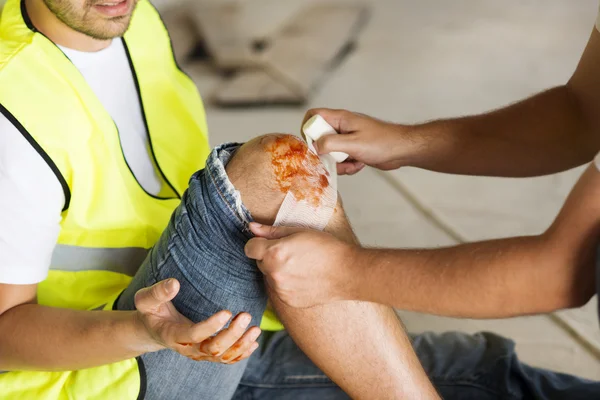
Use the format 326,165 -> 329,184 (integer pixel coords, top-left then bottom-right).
249,20 -> 600,319
0,280 -> 257,371
354,164 -> 600,317
310,28 -> 600,177
249,163 -> 600,318
409,25 -> 600,177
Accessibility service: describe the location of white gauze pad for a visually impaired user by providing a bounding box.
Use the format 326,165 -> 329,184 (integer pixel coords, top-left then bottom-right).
272,120 -> 343,230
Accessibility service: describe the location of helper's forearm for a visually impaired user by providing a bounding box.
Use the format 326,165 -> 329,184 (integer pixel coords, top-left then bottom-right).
358,235 -> 589,318
410,86 -> 596,177
0,304 -> 150,371
272,215 -> 439,399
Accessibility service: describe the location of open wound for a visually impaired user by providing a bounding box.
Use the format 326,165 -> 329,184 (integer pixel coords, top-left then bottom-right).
267,135 -> 337,230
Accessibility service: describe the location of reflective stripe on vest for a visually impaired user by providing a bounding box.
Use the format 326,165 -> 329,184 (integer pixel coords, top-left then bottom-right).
50,244 -> 148,276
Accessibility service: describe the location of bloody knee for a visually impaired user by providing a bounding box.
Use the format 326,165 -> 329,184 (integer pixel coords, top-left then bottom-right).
225,134 -> 332,225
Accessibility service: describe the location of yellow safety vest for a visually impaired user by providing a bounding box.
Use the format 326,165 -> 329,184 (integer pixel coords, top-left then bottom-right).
0,0 -> 285,396
0,0 -> 283,396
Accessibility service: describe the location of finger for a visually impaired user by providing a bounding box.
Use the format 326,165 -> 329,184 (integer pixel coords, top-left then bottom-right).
186,341 -> 260,364
199,313 -> 253,356
314,133 -> 357,157
236,342 -> 260,363
173,310 -> 232,348
219,326 -> 262,363
346,163 -> 366,175
338,162 -> 365,175
225,338 -> 260,364
134,278 -> 180,313
248,223 -> 305,240
181,310 -> 233,345
337,161 -> 364,175
244,237 -> 271,261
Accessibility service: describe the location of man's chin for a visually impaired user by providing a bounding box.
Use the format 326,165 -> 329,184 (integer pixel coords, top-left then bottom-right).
80,19 -> 132,40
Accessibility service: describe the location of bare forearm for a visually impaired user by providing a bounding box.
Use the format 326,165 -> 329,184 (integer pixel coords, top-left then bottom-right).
409,86 -> 595,177
357,235 -> 588,318
0,304 -> 151,371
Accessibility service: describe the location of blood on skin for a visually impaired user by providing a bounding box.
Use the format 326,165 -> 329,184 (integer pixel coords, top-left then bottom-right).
221,342 -> 243,361
266,135 -> 330,208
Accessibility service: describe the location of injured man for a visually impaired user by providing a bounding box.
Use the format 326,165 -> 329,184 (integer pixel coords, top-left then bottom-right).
116,133 -> 440,399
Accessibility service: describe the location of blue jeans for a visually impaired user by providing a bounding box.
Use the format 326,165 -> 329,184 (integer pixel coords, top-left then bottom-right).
117,143 -> 600,399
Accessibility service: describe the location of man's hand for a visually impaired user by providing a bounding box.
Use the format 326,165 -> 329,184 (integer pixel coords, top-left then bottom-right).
244,223 -> 362,308
134,279 -> 260,364
302,108 -> 414,175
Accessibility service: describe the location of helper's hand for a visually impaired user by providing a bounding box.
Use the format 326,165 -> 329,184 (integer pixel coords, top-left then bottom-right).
302,108 -> 411,174
245,223 -> 361,308
134,279 -> 260,364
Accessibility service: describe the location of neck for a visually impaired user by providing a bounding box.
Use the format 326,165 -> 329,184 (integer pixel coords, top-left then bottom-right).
25,0 -> 111,51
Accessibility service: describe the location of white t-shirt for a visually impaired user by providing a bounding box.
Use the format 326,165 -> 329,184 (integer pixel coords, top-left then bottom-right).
0,39 -> 165,284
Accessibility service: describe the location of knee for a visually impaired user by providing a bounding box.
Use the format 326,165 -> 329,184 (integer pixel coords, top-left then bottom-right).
226,133 -> 331,225
225,133 -> 286,196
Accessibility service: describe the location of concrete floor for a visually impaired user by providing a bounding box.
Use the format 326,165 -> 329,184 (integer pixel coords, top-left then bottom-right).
179,0 -> 600,380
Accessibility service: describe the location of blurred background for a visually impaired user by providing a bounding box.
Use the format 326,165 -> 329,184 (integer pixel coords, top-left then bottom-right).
3,0 -> 599,379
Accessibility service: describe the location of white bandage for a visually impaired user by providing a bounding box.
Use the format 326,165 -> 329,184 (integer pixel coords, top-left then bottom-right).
273,163 -> 336,230
272,118 -> 344,230
302,115 -> 349,163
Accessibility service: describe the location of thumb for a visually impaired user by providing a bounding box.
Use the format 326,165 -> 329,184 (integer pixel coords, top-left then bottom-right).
249,222 -> 305,239
314,133 -> 357,156
135,278 -> 180,313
